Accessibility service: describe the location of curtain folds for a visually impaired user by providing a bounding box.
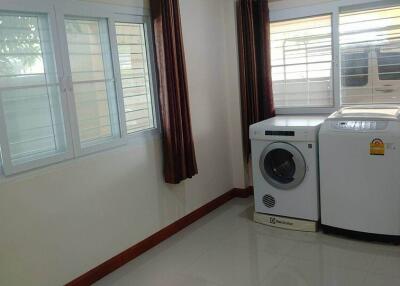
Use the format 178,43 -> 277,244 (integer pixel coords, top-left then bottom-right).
237,0 -> 275,161
150,0 -> 198,184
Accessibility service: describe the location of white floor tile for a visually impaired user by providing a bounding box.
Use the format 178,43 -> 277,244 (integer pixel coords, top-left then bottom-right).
362,272 -> 400,286
184,243 -> 283,286
221,225 -> 297,256
287,240 -> 376,271
264,257 -> 367,286
371,253 -> 400,277
95,198 -> 400,286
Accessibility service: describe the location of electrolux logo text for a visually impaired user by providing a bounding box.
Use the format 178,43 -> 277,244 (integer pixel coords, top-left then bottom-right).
269,216 -> 293,226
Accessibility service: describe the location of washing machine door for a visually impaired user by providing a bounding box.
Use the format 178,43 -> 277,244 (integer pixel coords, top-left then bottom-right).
259,142 -> 306,190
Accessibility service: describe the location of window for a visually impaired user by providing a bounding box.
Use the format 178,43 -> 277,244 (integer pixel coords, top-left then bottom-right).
270,15 -> 333,108
270,3 -> 400,110
341,51 -> 369,87
115,22 -> 154,134
0,3 -> 157,177
0,12 -> 70,175
340,6 -> 400,104
65,17 -> 120,147
377,48 -> 400,81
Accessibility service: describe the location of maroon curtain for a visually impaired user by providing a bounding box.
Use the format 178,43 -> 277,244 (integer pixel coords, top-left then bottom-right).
150,0 -> 198,184
237,0 -> 275,161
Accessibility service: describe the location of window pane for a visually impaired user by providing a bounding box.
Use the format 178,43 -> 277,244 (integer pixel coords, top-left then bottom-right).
270,15 -> 333,108
65,18 -> 120,146
340,5 -> 400,104
0,12 -> 67,166
377,49 -> 400,80
341,51 -> 369,87
115,22 -> 154,134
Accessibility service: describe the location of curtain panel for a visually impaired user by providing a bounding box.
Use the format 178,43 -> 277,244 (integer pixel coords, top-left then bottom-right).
237,0 -> 275,161
150,0 -> 198,184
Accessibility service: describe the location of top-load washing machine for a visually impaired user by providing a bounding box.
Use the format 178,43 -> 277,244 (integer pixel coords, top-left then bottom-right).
319,105 -> 400,241
250,116 -> 325,231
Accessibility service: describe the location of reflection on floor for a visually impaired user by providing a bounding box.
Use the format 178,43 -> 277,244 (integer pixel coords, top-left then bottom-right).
95,197 -> 400,286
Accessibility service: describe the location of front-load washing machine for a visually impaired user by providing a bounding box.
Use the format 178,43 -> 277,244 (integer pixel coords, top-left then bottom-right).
250,116 -> 325,231
319,105 -> 400,241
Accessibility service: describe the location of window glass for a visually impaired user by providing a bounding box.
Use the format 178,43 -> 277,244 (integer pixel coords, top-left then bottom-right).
270,15 -> 333,108
0,12 -> 68,169
65,17 -> 120,146
341,51 -> 369,87
340,5 -> 400,104
377,48 -> 400,81
115,22 -> 154,134
0,8 -> 157,176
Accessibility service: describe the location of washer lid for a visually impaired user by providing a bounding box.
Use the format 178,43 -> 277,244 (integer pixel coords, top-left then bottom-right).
329,105 -> 400,121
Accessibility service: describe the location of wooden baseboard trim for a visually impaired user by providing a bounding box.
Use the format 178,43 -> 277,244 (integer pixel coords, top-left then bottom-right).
65,187 -> 253,286
233,186 -> 254,198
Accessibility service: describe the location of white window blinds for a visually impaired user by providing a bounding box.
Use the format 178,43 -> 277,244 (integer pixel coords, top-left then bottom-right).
65,18 -> 120,147
270,15 -> 333,108
340,5 -> 400,104
0,12 -> 69,174
115,22 -> 154,134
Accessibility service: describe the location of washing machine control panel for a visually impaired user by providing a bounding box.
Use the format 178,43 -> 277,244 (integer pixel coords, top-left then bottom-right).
265,130 -> 295,136
332,121 -> 388,131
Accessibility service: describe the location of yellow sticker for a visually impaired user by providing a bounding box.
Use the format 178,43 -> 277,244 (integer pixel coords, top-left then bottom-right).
370,138 -> 385,156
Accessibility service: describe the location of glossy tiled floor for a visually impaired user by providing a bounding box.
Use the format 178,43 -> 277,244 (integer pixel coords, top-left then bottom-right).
95,198 -> 400,286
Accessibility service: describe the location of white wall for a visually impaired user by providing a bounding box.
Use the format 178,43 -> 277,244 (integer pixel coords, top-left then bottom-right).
221,0 -> 248,188
0,0 -> 245,285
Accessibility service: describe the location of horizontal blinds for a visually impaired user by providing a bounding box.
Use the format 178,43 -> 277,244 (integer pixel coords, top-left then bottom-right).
0,13 -> 67,166
270,15 -> 333,108
65,18 -> 120,146
115,22 -> 154,134
340,5 -> 400,104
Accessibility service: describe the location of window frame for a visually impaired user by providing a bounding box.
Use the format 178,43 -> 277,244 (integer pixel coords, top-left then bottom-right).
56,1 -> 159,156
269,0 -> 399,115
270,6 -> 339,115
270,13 -> 335,111
0,0 -> 159,178
58,14 -> 126,156
110,14 -> 160,139
0,1 -> 75,176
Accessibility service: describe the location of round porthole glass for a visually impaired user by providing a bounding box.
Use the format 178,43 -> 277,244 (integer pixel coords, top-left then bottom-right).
259,142 -> 306,190
264,148 -> 296,184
